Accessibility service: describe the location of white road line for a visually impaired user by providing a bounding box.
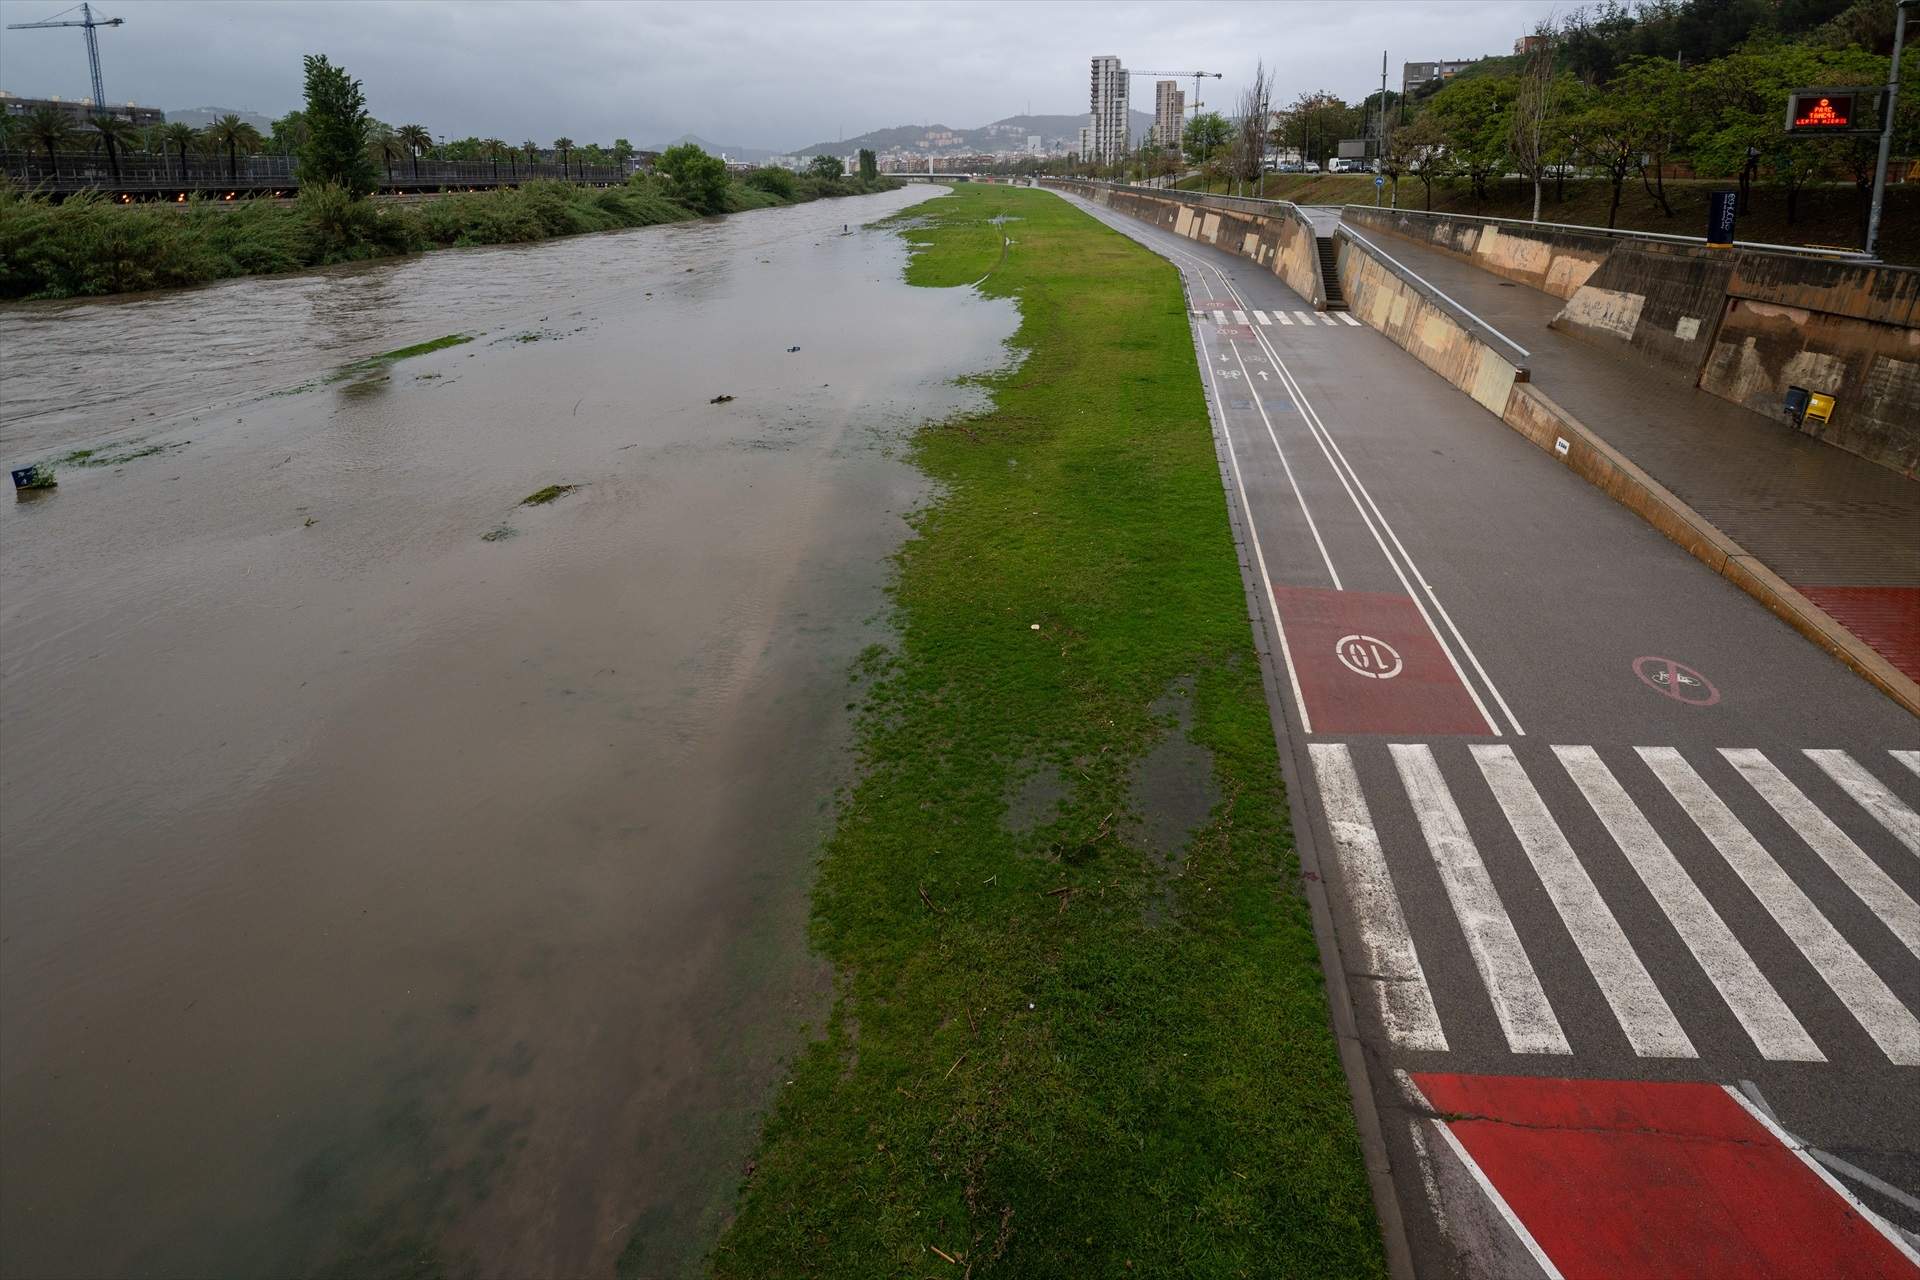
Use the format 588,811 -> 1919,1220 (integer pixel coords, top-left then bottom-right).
1232,309 -> 1249,326
1399,1073 -> 1570,1280
1806,749 -> 1920,857
1252,315 -> 1512,738
1724,1086 -> 1920,1268
1078,202 -> 1523,737
1195,315 -> 1311,733
1227,341 -> 1343,590
1723,748 -> 1920,960
1254,309 -> 1273,325
1393,744 -> 1568,1055
1212,309 -> 1228,325
1644,748 -> 1920,1066
1294,310 -> 1316,326
1275,311 -> 1294,325
1318,312 -> 1340,325
1310,744 -> 1446,1050
1473,746 -> 1694,1058
1557,745 -> 1824,1063
1894,749 -> 1920,782
1338,311 -> 1362,326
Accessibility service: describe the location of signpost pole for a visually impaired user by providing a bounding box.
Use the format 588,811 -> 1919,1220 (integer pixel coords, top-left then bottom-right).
1865,0 -> 1911,260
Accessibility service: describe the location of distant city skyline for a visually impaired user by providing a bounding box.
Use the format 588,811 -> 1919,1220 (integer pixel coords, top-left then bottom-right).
0,0 -> 1563,151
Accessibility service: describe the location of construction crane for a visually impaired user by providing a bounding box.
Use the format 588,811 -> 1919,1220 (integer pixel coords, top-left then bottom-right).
6,3 -> 125,113
1127,70 -> 1224,119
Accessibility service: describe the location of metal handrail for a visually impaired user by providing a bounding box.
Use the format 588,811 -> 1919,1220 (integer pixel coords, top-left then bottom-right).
1337,225 -> 1533,364
1333,202 -> 1880,262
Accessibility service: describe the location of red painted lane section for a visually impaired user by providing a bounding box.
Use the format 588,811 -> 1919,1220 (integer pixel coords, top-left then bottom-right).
1272,586 -> 1489,736
1797,585 -> 1920,684
1414,1073 -> 1920,1279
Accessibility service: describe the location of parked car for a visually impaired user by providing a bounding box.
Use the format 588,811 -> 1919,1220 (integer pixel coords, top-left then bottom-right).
1326,158 -> 1371,174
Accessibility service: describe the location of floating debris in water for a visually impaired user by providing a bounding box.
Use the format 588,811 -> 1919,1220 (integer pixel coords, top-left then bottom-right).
710,394 -> 735,404
520,484 -> 578,506
481,524 -> 518,542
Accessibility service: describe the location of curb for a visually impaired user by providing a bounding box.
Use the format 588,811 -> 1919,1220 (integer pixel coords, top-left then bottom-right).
1501,381 -> 1920,719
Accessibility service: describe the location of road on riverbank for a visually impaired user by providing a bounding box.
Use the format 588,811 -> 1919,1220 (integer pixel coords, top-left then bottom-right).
1060,187 -> 1920,1278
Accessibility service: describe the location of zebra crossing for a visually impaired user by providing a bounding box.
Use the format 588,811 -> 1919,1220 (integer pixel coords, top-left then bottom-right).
1203,307 -> 1362,329
1309,741 -> 1920,1066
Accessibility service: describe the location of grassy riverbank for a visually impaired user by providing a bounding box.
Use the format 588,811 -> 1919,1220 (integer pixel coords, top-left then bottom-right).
0,173 -> 899,301
702,185 -> 1382,1278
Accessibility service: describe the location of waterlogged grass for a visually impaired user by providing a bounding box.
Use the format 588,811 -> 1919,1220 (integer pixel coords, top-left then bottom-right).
54,439 -> 188,467
518,484 -> 577,506
705,185 -> 1383,1278
323,333 -> 471,384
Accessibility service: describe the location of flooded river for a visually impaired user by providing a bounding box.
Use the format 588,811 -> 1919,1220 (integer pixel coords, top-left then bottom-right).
0,187 -> 1015,1278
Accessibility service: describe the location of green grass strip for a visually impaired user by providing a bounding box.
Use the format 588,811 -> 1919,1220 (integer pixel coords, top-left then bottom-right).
701,185 -> 1383,1278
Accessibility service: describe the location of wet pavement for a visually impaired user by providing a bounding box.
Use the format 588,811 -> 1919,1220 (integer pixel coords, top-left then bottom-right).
0,188 -> 1017,1279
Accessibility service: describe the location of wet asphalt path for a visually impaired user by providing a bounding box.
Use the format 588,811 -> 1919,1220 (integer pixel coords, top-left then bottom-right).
1055,190 -> 1920,1278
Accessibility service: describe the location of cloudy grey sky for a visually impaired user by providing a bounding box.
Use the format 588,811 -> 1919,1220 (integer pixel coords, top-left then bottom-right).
0,0 -> 1561,150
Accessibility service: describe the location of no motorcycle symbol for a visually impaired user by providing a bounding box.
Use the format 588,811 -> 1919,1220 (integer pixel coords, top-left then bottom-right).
1633,656 -> 1721,707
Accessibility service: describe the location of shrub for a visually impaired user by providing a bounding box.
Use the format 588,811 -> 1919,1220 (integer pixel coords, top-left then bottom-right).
744,167 -> 796,200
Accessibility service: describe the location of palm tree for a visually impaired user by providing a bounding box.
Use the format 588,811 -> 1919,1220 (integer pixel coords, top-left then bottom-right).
396,124 -> 431,179
161,122 -> 197,182
205,112 -> 263,182
22,105 -> 78,178
522,138 -> 541,174
482,137 -> 507,182
553,136 -> 574,177
89,114 -> 138,181
368,127 -> 404,184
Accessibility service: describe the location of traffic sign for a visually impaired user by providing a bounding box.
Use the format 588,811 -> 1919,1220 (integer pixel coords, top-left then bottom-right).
1784,86 -> 1880,135
1375,175 -> 1385,188
1632,656 -> 1721,706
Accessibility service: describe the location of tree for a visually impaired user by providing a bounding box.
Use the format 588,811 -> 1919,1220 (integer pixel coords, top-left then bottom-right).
21,105 -> 77,177
1565,91 -> 1646,227
1508,21 -> 1567,221
1614,56 -> 1690,217
658,142 -> 729,213
808,153 -> 844,182
397,124 -> 432,179
746,165 -> 797,199
1393,114 -> 1452,210
206,112 -> 263,183
858,147 -> 877,181
1690,43 -> 1874,225
299,55 -> 377,198
522,138 -> 541,171
612,137 -> 635,169
1182,111 -> 1232,167
1426,76 -> 1516,201
367,127 -> 404,183
161,121 -> 197,182
552,136 -> 575,176
483,137 -> 508,182
1236,60 -> 1273,190
89,114 -> 137,181
269,109 -> 309,156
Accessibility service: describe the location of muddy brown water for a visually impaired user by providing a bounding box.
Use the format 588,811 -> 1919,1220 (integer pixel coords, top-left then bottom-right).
0,188 -> 1015,1279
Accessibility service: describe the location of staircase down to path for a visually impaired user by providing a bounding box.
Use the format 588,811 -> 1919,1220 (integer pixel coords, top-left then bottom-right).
1316,236 -> 1346,310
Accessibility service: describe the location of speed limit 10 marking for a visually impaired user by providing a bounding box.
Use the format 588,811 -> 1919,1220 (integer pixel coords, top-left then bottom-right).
1337,634 -> 1403,680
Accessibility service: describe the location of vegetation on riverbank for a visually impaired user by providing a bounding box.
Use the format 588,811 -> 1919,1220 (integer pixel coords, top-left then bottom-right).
0,167 -> 899,301
702,185 -> 1382,1278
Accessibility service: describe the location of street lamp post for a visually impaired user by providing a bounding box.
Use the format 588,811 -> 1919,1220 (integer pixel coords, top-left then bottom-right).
1865,0 -> 1913,259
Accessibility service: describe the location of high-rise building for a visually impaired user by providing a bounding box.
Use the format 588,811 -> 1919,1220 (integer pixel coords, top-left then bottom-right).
1089,55 -> 1129,163
1077,125 -> 1092,159
1152,80 -> 1185,149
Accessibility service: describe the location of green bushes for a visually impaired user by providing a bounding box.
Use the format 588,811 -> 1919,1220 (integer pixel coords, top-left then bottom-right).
0,167 -> 903,301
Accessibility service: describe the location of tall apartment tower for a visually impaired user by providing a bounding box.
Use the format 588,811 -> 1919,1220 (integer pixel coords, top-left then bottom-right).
1089,55 -> 1129,163
1153,80 -> 1184,148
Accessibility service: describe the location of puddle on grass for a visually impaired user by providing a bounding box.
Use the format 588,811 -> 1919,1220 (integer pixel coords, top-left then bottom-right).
0,186 -> 1016,1280
1003,759 -> 1068,836
1127,676 -> 1219,876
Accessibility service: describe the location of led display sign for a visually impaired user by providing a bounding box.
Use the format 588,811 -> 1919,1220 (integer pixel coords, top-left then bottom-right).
1791,93 -> 1854,129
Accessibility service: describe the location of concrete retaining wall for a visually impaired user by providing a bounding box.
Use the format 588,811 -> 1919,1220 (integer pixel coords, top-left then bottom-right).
1335,232 -> 1525,416
1347,203 -> 1920,477
1341,206 -> 1611,299
1045,180 -> 1327,309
